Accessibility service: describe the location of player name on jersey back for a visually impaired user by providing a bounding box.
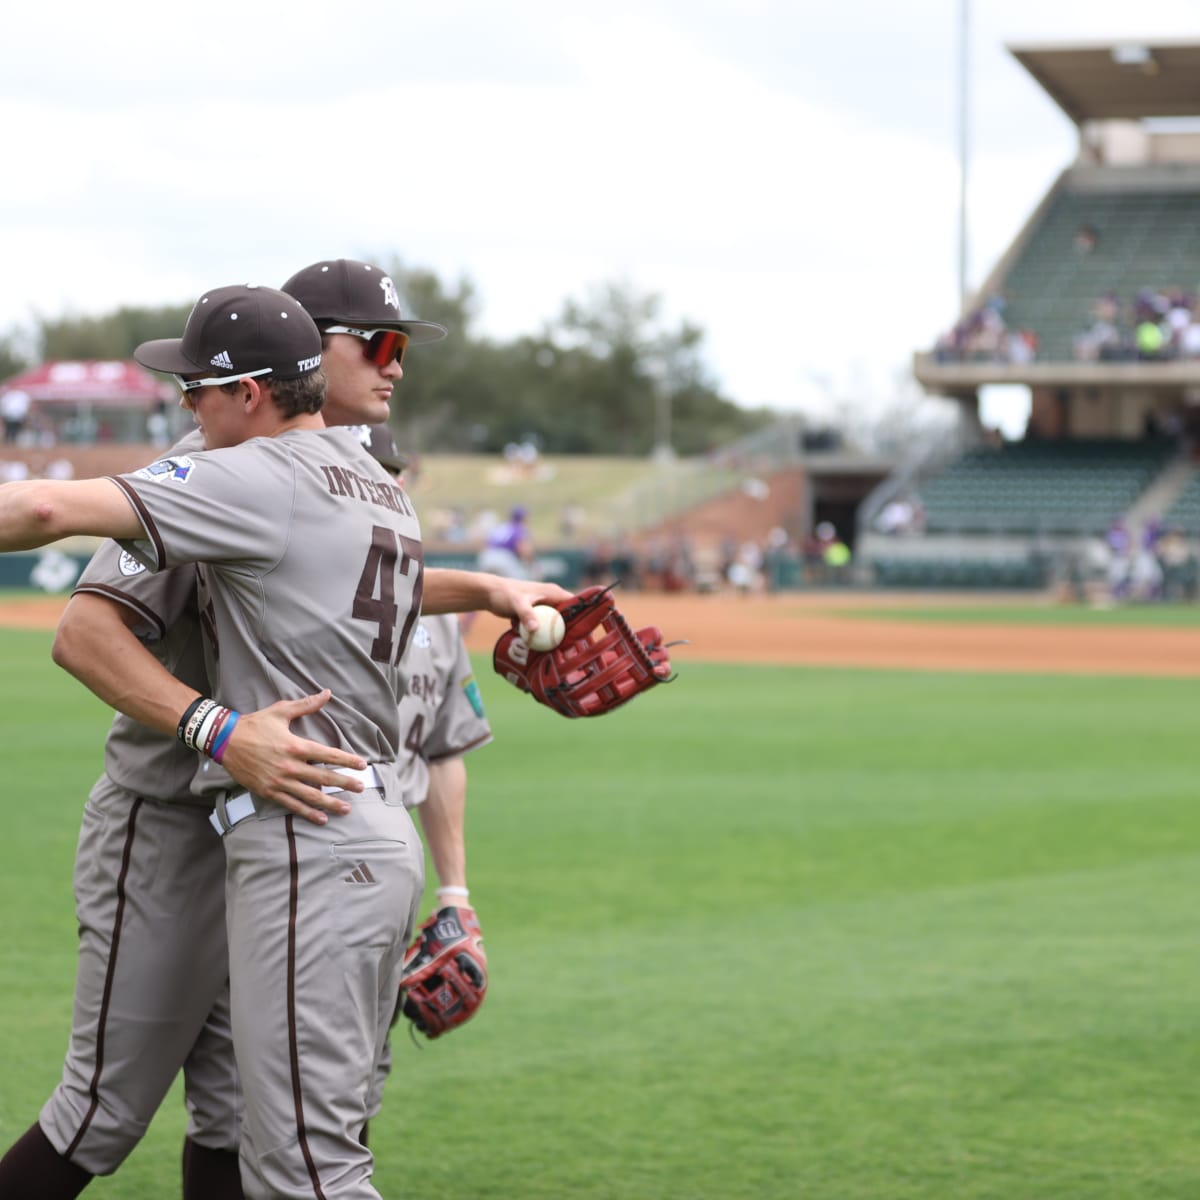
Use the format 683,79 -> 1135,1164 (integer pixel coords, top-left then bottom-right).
319,465 -> 417,518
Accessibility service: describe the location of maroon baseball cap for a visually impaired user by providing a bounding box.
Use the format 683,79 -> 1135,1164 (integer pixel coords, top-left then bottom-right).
281,259 -> 447,343
135,285 -> 323,381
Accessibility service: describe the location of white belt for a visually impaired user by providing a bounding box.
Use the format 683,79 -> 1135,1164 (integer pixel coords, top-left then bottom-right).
208,764 -> 383,836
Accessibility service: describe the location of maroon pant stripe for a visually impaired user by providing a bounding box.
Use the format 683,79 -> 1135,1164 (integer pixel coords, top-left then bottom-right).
285,815 -> 326,1198
65,796 -> 144,1160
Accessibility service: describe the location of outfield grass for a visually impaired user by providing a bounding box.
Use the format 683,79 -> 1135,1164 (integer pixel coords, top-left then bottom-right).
834,601 -> 1200,628
1,627 -> 1199,1197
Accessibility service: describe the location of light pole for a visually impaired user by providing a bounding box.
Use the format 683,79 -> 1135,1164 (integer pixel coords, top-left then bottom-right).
957,0 -> 971,313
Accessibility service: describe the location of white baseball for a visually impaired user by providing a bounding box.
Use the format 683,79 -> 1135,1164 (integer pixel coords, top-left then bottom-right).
520,604 -> 566,651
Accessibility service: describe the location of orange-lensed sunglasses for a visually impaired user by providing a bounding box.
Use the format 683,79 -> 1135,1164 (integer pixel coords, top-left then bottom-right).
324,325 -> 410,367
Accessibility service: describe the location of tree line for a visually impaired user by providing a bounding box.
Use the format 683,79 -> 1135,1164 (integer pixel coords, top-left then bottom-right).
0,260 -> 772,457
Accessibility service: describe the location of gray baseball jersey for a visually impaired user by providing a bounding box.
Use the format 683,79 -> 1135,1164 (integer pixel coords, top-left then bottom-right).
113,427 -> 421,768
35,428 -> 240,1178
111,426 -> 426,1200
395,613 -> 493,808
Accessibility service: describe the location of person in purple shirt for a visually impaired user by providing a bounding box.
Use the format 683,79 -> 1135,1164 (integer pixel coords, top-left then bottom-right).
477,504 -> 535,579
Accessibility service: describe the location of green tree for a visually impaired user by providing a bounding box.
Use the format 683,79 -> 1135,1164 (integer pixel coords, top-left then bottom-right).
0,330 -> 31,383
38,303 -> 195,361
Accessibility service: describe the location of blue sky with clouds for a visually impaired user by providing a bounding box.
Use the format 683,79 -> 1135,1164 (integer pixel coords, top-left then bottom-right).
1,0 -> 1196,427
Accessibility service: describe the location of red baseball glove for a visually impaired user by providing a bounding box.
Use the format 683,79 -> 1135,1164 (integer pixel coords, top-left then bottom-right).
493,585 -> 675,718
399,906 -> 488,1039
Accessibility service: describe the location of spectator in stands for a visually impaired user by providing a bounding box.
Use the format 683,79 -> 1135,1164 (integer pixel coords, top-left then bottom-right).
609,533 -> 639,590
146,399 -> 170,448
582,537 -> 613,589
822,528 -> 852,584
1,388 -> 31,444
802,527 -> 828,584
877,498 -> 916,535
1164,290 -> 1194,353
1135,316 -> 1167,361
1105,517 -> 1134,599
1179,302 -> 1200,360
1129,519 -> 1165,601
1157,528 -> 1195,601
0,460 -> 30,482
1074,311 -> 1123,362
663,535 -> 696,592
1073,224 -> 1098,255
763,528 -> 801,592
727,541 -> 766,596
560,501 -> 585,540
1007,328 -> 1037,364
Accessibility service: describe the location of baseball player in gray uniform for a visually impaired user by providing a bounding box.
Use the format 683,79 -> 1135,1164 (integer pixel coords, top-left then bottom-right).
0,284 -> 566,1199
0,272 -> 453,1198
357,431 -> 494,1138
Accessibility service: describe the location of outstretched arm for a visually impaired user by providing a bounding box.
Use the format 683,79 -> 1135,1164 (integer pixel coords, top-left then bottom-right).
53,593 -> 366,824
423,567 -> 571,634
0,478 -> 140,549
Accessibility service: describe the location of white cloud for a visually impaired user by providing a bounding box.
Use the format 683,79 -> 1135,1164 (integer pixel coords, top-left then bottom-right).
0,0 -> 1197,421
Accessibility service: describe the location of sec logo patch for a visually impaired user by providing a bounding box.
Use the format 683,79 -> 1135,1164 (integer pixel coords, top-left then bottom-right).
134,456 -> 195,484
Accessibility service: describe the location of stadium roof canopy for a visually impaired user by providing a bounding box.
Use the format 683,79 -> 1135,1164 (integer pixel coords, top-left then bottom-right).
1009,39 -> 1200,125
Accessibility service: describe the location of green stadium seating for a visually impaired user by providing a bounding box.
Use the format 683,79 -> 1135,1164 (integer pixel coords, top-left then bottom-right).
1163,470 -> 1200,534
999,186 -> 1200,362
917,438 -> 1175,535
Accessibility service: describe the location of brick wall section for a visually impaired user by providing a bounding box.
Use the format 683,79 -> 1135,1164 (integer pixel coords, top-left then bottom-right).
633,467 -> 806,550
0,444 -> 163,478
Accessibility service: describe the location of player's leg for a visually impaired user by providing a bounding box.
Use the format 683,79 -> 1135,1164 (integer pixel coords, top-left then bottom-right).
31,781 -> 228,1177
180,979 -> 243,1199
0,1124 -> 92,1198
223,789 -> 423,1199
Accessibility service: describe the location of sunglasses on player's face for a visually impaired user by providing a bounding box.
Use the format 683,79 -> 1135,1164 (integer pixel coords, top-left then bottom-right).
324,325 -> 409,367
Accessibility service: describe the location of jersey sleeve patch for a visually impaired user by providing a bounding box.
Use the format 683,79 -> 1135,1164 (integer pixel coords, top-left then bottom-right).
133,455 -> 196,484
118,550 -> 148,576
461,674 -> 485,718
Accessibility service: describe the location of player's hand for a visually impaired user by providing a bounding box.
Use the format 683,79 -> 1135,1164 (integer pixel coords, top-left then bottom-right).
480,576 -> 574,636
219,689 -> 368,825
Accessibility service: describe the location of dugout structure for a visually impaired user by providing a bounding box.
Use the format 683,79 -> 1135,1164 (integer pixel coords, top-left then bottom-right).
864,38 -> 1200,592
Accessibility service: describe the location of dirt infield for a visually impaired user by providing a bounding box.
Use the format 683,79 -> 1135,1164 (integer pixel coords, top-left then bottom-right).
8,592 -> 1200,677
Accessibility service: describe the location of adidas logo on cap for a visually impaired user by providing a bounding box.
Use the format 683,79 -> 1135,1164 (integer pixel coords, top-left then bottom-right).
210,350 -> 234,370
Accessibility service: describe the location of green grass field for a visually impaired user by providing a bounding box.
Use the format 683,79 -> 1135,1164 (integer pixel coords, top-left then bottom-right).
1,620 -> 1199,1198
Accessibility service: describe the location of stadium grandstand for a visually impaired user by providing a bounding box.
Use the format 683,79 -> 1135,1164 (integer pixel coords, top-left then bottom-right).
862,38 -> 1200,595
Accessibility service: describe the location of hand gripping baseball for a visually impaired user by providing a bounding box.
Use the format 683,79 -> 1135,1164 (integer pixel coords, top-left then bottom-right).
493,585 -> 677,718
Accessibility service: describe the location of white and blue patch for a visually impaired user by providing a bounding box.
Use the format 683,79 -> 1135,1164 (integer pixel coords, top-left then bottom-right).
134,455 -> 196,484
412,623 -> 432,649
118,551 -> 147,577
461,674 -> 485,718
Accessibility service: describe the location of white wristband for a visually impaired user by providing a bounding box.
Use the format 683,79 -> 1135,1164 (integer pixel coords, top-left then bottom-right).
436,886 -> 470,899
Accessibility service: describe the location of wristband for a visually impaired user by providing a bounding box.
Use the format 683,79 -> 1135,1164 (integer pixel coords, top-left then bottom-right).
209,711 -> 240,765
196,704 -> 229,755
176,696 -> 208,743
180,698 -> 219,751
436,886 -> 470,900
176,696 -> 240,763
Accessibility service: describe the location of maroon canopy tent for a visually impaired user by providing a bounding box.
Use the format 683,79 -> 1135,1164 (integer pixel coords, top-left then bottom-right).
0,360 -> 176,443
